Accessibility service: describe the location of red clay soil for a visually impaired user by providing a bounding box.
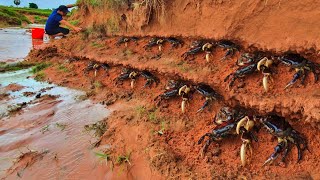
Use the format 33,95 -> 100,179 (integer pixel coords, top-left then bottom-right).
77,0 -> 320,53
19,0 -> 320,178
25,42 -> 320,179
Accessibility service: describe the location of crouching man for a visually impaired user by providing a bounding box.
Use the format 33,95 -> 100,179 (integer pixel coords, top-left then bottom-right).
45,4 -> 82,38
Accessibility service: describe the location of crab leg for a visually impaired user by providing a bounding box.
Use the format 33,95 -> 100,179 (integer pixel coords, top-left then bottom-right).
263,139 -> 286,166
221,48 -> 234,60
284,69 -> 303,89
197,98 -> 211,113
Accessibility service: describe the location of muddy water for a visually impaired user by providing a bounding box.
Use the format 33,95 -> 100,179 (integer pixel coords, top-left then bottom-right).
0,28 -> 32,62
0,29 -> 111,179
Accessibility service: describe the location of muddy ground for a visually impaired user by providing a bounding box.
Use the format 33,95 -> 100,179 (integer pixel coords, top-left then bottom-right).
22,33 -> 320,179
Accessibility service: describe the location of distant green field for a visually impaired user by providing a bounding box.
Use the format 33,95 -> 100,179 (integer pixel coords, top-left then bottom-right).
0,6 -> 52,27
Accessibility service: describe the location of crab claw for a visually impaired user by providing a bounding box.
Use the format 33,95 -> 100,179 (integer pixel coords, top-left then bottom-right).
178,85 -> 190,96
257,57 -> 273,71
205,53 -> 211,62
240,139 -> 252,166
262,70 -> 272,92
202,43 -> 213,51
130,79 -> 135,89
181,98 -> 187,113
236,116 -> 255,135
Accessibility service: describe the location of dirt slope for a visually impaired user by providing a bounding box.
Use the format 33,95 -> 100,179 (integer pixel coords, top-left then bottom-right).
76,0 -> 320,52
19,0 -> 320,179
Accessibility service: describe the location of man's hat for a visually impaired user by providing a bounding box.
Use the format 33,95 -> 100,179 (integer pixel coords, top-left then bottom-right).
57,5 -> 70,13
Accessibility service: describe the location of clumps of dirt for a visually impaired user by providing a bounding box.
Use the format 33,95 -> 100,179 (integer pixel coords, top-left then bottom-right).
0,92 -> 9,100
6,149 -> 49,177
23,91 -> 36,97
27,46 -> 59,61
84,119 -> 108,138
7,102 -> 27,114
4,83 -> 25,92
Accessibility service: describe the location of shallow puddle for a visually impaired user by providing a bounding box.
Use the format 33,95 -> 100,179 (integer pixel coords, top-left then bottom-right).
0,28 -> 111,179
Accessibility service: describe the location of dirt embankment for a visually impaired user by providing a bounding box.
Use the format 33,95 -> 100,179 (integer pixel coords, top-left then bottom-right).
77,0 -> 320,53
21,0 -> 320,179
26,39 -> 320,179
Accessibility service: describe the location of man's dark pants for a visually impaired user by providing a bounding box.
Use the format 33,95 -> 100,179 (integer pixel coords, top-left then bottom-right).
45,27 -> 69,35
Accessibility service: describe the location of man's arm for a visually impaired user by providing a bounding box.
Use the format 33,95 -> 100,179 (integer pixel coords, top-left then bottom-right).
60,20 -> 82,32
66,4 -> 76,8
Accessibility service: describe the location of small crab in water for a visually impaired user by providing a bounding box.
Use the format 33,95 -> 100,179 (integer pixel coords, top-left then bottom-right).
115,68 -> 139,88
278,53 -> 320,89
254,115 -> 308,166
116,37 -> 139,47
140,70 -> 159,88
198,107 -> 257,166
195,84 -> 221,112
217,40 -> 239,60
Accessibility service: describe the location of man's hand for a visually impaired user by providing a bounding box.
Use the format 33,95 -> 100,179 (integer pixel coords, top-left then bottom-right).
74,27 -> 82,32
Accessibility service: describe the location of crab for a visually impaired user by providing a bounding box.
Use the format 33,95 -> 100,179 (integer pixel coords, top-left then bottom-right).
225,53 -> 274,91
182,40 -> 215,61
198,107 -> 257,166
202,43 -> 214,62
84,61 -> 110,77
154,80 -> 186,106
178,85 -> 191,113
278,53 -> 320,89
217,40 -> 239,60
224,63 -> 257,88
195,84 -> 221,112
116,37 -> 139,47
143,37 -> 164,52
254,114 -> 308,166
115,68 -> 139,88
181,40 -> 204,60
140,70 -> 159,88
165,37 -> 183,49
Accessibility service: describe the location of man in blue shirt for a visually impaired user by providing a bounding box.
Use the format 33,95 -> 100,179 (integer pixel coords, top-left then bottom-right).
45,4 -> 81,38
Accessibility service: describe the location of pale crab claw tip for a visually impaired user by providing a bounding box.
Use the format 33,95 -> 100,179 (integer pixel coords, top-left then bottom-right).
240,143 -> 247,166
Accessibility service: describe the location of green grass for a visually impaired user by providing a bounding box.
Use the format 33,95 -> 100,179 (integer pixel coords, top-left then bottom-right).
34,71 -> 46,81
31,63 -> 51,74
116,152 -> 131,165
34,15 -> 47,24
135,105 -> 146,118
70,20 -> 80,26
106,16 -> 119,34
93,81 -> 104,88
55,123 -> 67,131
0,6 -> 51,26
57,64 -> 69,72
2,6 -> 52,16
91,42 -> 104,48
0,62 -> 33,72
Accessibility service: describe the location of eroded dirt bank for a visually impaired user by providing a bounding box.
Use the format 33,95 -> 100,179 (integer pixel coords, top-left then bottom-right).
77,0 -> 320,52
25,40 -> 320,179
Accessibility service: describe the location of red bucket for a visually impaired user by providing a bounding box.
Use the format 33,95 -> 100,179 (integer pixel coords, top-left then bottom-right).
31,28 -> 45,39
